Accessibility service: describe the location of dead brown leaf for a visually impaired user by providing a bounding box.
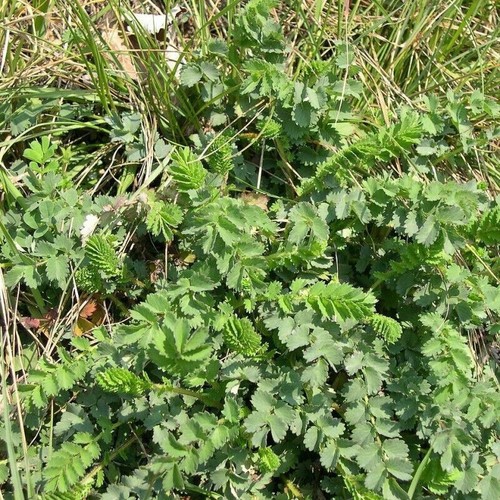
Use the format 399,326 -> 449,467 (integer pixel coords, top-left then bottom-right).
73,299 -> 105,336
240,192 -> 269,211
101,26 -> 138,80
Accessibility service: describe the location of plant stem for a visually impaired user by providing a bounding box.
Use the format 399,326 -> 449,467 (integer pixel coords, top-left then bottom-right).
152,383 -> 222,409
82,432 -> 141,485
407,445 -> 433,499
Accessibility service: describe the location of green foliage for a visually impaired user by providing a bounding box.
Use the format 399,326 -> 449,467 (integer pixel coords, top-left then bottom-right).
258,118 -> 282,139
298,110 -> 423,194
74,233 -> 125,294
306,281 -> 376,322
84,234 -> 121,277
1,2 -> 499,500
19,348 -> 89,411
170,147 -> 207,192
11,168 -> 497,497
145,199 -> 183,240
23,137 -> 59,175
221,316 -> 262,356
369,314 -> 403,344
258,447 -> 281,474
74,266 -> 103,294
475,205 -> 500,244
43,434 -> 100,493
41,482 -> 92,500
206,133 -> 235,175
96,367 -> 150,396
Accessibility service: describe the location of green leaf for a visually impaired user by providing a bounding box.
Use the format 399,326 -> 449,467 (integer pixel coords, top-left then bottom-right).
258,447 -> 280,473
478,465 -> 500,500
301,358 -> 328,387
146,201 -> 183,239
454,464 -> 481,493
222,317 -> 262,357
251,390 -> 276,413
304,426 -> 321,451
85,234 -> 120,276
357,443 -> 381,471
307,281 -> 376,321
404,211 -> 419,237
365,463 -> 387,491
170,147 -> 207,191
201,62 -> 219,81
223,397 -> 240,423
288,202 -> 329,244
46,254 -> 69,288
303,328 -> 343,366
369,314 -> 402,343
385,458 -> 413,481
162,463 -> 185,491
382,478 -> 410,500
320,439 -> 340,469
293,103 -> 312,127
211,425 -> 232,449
268,403 -> 294,442
416,215 -> 439,246
150,315 -> 212,376
208,38 -> 228,55
4,265 -> 30,287
96,367 -> 149,396
180,64 -> 203,87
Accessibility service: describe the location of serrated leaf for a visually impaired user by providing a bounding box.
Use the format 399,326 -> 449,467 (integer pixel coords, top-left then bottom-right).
170,147 -> 207,191
306,87 -> 325,110
301,358 -> 328,387
211,425 -> 231,449
383,439 -> 409,459
208,38 -> 228,55
251,390 -> 276,412
357,442 -> 381,470
404,211 -> 419,237
382,478 -> 410,500
385,458 -> 413,481
320,439 -> 340,469
223,397 -> 240,423
293,103 -> 312,128
201,62 -> 219,81
306,334 -> 343,370
258,447 -> 280,473
267,413 -> 288,442
150,316 -> 212,376
416,215 -> 439,246
307,282 -> 376,322
478,465 -> 500,500
46,254 -> 69,288
365,463 -> 387,491
180,64 -> 202,87
304,426 -> 322,451
454,464 -> 481,493
4,265 -> 29,287
42,373 -> 59,396
31,385 -> 47,408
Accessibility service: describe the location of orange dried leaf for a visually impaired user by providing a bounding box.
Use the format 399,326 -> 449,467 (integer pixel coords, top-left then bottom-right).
80,300 -> 97,319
